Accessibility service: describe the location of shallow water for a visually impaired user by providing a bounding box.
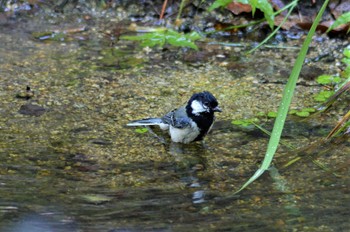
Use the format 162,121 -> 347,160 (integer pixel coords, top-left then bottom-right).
0,7 -> 349,232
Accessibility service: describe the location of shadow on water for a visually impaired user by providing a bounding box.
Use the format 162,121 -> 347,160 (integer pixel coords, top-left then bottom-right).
0,4 -> 349,232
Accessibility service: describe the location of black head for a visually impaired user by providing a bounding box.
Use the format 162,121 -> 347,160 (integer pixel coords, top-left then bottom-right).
187,91 -> 221,116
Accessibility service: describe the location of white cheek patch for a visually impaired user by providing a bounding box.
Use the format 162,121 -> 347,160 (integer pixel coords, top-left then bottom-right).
191,100 -> 207,115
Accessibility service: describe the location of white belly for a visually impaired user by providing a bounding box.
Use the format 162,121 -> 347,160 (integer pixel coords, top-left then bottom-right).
169,123 -> 200,144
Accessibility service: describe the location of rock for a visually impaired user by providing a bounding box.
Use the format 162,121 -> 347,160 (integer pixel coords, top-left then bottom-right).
18,104 -> 46,116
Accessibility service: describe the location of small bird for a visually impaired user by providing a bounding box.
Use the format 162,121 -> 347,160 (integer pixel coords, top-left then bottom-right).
127,91 -> 221,143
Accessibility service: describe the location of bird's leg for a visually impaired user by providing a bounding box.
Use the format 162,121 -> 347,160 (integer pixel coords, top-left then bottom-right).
145,126 -> 167,144
200,140 -> 208,149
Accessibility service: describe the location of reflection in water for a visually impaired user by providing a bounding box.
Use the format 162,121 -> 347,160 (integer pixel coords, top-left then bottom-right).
6,212 -> 77,232
192,190 -> 206,204
168,141 -> 209,205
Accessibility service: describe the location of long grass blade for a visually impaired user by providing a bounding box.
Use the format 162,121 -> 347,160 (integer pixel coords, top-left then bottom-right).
233,0 -> 331,194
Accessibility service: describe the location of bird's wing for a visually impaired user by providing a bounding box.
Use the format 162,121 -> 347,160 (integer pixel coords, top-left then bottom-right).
162,107 -> 191,129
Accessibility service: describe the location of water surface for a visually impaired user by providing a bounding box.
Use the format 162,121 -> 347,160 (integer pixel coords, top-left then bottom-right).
0,7 -> 349,232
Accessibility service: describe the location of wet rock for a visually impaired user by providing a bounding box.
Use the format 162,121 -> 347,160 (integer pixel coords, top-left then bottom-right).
300,65 -> 324,81
18,104 -> 46,116
182,50 -> 215,63
90,139 -> 112,145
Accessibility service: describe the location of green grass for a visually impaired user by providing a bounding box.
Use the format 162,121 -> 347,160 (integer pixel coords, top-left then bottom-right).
121,28 -> 202,50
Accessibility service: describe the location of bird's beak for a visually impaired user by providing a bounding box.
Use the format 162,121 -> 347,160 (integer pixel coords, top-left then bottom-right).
213,106 -> 222,112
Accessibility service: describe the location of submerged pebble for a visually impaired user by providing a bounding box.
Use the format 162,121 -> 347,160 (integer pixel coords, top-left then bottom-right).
18,104 -> 46,116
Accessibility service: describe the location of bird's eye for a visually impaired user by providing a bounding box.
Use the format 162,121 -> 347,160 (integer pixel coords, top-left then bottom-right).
203,101 -> 210,107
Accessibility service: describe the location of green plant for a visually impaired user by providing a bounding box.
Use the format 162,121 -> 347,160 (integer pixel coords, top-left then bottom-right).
121,28 -> 202,50
232,118 -> 259,127
209,0 -> 298,53
232,106 -> 317,129
341,48 -> 350,78
233,0 -> 330,194
314,90 -> 335,102
326,11 -> 350,34
289,107 -> 316,117
135,128 -> 149,134
209,0 -> 275,29
316,75 -> 342,85
314,48 -> 350,105
319,49 -> 350,137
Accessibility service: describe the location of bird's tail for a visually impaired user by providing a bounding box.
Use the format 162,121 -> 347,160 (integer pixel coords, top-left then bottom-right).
127,118 -> 164,126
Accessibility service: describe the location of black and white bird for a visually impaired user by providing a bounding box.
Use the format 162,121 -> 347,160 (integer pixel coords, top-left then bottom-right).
127,91 -> 221,144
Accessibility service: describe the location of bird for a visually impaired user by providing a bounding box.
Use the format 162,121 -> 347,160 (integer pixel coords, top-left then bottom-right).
127,91 -> 221,144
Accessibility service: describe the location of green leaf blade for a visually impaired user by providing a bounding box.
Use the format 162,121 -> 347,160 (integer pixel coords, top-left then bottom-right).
208,0 -> 233,11
250,0 -> 275,29
326,11 -> 350,33
234,0 -> 331,195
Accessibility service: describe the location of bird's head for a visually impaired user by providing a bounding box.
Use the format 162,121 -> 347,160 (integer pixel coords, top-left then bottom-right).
187,91 -> 222,116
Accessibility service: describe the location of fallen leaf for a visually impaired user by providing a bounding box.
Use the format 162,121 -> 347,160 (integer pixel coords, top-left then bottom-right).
226,2 -> 252,15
